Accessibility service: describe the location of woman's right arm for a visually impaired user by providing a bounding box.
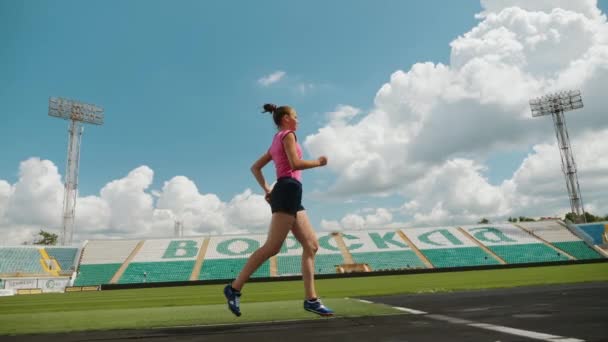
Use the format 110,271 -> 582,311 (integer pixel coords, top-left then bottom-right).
251,152 -> 273,196
283,132 -> 327,170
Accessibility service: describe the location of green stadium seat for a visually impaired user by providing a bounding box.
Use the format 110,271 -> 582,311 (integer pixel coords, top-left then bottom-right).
490,244 -> 569,264
351,251 -> 426,270
0,248 -> 45,274
74,263 -> 122,286
199,259 -> 269,280
552,241 -> 603,260
422,247 -> 500,268
120,261 -> 196,284
45,247 -> 78,273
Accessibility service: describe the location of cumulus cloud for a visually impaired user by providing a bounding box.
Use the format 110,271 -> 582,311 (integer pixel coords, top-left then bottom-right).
5,158 -> 63,227
309,1 -> 608,226
478,0 -> 603,20
258,71 -> 286,86
0,159 -> 271,245
510,128 -> 608,213
328,128 -> 608,228
0,180 -> 12,221
321,208 -> 393,231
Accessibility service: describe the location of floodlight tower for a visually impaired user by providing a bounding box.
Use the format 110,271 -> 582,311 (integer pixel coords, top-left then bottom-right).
49,97 -> 104,245
529,90 -> 585,223
174,220 -> 184,237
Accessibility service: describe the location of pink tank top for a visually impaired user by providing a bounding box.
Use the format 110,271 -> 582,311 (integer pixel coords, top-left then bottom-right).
268,130 -> 302,182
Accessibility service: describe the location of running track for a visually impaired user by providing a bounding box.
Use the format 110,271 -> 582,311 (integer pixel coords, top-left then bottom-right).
5,282 -> 607,342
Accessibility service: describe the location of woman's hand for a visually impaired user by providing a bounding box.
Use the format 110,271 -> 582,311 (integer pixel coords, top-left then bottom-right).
264,190 -> 272,204
318,156 -> 328,167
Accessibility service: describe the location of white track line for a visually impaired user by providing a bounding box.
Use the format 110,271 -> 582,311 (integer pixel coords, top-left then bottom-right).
360,299 -> 585,342
393,306 -> 427,315
356,299 -> 374,304
468,323 -> 585,342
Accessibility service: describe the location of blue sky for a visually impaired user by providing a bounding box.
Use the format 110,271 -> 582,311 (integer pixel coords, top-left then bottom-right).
0,1 -> 482,193
1,1 -> 608,242
0,1 -> 478,214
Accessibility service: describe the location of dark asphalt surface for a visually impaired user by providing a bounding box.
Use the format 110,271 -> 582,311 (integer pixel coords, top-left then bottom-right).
3,282 -> 606,342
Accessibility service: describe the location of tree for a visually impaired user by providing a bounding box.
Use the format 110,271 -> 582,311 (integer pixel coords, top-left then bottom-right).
565,211 -> 607,223
477,218 -> 490,224
518,216 -> 535,222
508,216 -> 535,223
33,230 -> 58,245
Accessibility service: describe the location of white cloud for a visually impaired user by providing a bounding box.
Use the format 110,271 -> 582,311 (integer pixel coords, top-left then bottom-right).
5,158 -> 63,227
320,219 -> 342,231
308,1 -> 608,225
511,128 -> 608,214
99,166 -> 156,235
325,128 -> 608,228
321,208 -> 393,231
0,180 -> 12,221
478,0 -> 603,20
156,176 -> 227,234
225,189 -> 271,232
0,159 -> 271,245
258,70 -> 286,86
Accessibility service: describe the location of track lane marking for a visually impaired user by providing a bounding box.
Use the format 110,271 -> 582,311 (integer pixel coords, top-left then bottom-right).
358,299 -> 585,342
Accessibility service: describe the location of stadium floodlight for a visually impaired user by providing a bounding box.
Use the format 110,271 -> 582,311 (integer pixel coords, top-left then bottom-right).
49,97 -> 105,245
174,220 -> 184,237
529,90 -> 585,223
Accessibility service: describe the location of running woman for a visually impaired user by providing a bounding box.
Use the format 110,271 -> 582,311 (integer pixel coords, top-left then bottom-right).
224,103 -> 334,317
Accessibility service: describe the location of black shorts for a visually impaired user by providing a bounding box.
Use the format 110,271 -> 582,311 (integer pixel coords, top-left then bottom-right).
270,177 -> 305,217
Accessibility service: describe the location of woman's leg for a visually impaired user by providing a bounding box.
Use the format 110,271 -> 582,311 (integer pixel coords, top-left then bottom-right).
291,210 -> 319,300
232,212 -> 296,291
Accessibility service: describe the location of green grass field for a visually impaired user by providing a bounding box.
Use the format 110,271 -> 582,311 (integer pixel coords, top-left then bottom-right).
1,263 -> 607,335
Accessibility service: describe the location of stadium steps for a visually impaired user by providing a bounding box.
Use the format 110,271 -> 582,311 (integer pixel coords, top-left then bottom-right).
109,240 -> 145,284
397,230 -> 435,268
45,247 -> 78,275
38,248 -> 60,276
457,227 -> 507,264
189,238 -> 210,280
75,243 -> 86,274
333,233 -> 355,264
269,256 -> 278,277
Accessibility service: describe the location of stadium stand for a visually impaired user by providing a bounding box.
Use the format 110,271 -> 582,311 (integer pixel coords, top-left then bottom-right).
14,219 -> 594,288
342,230 -> 427,270
518,220 -> 603,260
200,234 -> 270,280
74,240 -> 140,286
404,227 -> 501,268
461,224 -> 570,264
45,247 -> 78,274
0,247 -> 46,275
576,222 -> 608,246
276,233 -> 345,276
118,238 -> 207,284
